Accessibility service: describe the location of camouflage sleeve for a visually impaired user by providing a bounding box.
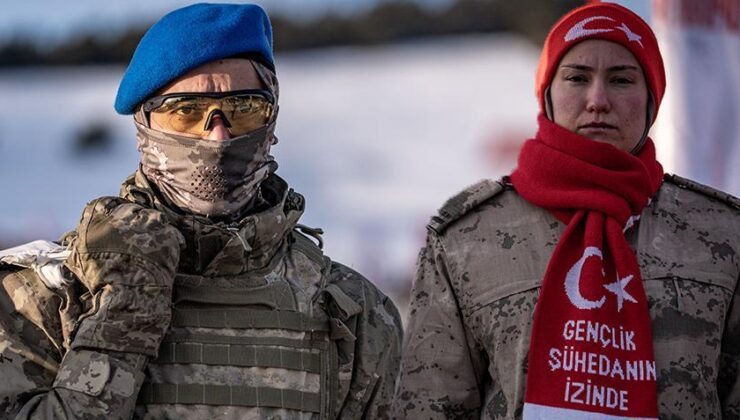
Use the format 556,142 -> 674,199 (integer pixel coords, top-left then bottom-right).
0,269 -> 148,419
393,233 -> 484,419
327,263 -> 403,420
2,196 -> 183,419
352,286 -> 403,420
719,273 -> 740,417
13,350 -> 148,420
0,276 -> 58,417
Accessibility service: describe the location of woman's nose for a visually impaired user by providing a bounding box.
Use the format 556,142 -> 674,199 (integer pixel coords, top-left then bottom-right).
585,81 -> 611,114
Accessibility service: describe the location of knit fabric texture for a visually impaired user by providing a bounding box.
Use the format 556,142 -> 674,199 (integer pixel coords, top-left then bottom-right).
114,3 -> 274,115
512,114 -> 664,418
535,2 -> 666,120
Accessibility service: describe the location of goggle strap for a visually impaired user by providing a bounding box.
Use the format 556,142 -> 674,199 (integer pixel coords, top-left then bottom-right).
137,106 -> 152,128
252,60 -> 273,94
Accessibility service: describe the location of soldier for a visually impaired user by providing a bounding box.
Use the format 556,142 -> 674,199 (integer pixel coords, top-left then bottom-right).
394,3 -> 739,419
0,3 -> 402,419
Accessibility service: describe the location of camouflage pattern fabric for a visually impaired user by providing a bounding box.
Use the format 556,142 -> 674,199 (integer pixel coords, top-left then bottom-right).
135,59 -> 281,219
135,120 -> 278,218
0,170 -> 402,419
393,175 -> 740,419
65,196 -> 185,356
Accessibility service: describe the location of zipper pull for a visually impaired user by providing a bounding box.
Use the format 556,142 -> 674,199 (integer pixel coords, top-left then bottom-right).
295,224 -> 324,249
226,226 -> 252,253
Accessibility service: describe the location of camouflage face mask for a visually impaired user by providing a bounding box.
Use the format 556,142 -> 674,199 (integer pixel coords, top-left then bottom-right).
135,120 -> 278,218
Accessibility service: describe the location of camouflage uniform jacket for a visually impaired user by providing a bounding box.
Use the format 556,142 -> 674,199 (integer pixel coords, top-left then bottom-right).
0,170 -> 403,419
393,174 -> 740,419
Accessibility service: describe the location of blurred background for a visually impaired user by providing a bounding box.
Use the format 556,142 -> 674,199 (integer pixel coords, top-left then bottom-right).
1,0 -> 738,313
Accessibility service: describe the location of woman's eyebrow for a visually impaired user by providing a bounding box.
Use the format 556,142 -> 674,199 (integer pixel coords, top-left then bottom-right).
559,64 -> 640,72
560,64 -> 592,71
607,65 -> 640,72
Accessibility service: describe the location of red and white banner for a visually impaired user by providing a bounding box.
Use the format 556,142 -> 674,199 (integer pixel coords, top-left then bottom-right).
651,0 -> 740,195
515,115 -> 662,420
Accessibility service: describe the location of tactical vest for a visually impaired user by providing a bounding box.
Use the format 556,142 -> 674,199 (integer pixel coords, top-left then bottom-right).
135,231 -> 360,419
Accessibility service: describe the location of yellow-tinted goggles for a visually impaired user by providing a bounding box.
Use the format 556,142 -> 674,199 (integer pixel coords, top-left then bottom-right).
142,90 -> 275,137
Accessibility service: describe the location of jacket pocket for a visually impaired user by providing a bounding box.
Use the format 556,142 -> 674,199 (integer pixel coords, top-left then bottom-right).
641,267 -> 732,417
642,267 -> 734,324
466,281 -> 540,416
465,277 -> 542,320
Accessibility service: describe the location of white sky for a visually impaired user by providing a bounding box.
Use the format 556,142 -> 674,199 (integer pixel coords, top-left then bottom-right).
0,0 -> 449,43
1,0 -> 646,44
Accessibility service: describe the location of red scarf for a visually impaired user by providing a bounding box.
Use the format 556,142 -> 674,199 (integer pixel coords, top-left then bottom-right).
511,115 -> 663,419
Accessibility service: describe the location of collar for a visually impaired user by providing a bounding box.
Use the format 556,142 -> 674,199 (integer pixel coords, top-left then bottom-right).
120,169 -> 305,275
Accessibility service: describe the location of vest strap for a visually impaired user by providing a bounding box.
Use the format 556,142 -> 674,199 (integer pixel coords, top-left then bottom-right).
171,308 -> 331,332
162,330 -> 330,350
173,280 -> 297,310
138,383 -> 321,412
323,283 -> 362,320
155,342 -> 321,373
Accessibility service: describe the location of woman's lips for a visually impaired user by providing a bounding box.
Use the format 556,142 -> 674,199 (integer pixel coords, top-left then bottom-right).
579,122 -> 617,130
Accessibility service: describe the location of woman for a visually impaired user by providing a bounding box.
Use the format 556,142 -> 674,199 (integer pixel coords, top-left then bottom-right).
393,3 -> 739,419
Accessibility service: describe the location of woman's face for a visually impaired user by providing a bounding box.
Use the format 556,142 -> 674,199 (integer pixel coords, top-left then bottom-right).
550,40 -> 648,153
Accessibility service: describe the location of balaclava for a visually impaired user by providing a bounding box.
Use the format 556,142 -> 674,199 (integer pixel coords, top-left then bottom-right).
135,61 -> 280,218
113,3 -> 280,218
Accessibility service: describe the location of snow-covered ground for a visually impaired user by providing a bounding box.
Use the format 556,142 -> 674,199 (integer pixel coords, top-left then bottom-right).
0,34 -> 541,295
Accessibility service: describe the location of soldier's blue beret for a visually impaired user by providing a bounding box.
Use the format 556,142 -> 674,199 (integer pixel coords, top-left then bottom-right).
114,3 -> 274,115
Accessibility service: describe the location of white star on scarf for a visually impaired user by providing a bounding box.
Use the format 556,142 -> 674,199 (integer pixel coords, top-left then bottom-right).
616,23 -> 643,48
603,274 -> 638,312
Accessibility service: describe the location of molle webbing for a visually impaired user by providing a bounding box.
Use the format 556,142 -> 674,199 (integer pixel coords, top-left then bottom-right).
155,342 -> 322,373
162,330 -> 330,350
145,330 -> 331,411
171,308 -> 330,332
138,383 -> 321,412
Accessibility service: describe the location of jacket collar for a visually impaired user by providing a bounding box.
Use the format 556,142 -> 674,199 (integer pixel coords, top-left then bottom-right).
120,169 -> 305,275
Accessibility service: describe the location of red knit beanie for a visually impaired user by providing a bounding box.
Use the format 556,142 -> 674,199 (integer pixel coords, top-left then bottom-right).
536,2 -> 666,121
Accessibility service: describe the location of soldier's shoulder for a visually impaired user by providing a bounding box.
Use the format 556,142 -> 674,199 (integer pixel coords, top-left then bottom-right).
328,262 -> 402,328
81,195 -> 132,216
51,198 -> 130,246
662,174 -> 740,212
78,188 -> 169,222
427,177 -> 512,235
288,227 -> 401,330
328,261 -> 393,307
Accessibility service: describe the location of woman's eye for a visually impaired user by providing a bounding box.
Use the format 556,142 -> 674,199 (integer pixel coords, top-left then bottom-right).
565,74 -> 587,83
612,77 -> 633,85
